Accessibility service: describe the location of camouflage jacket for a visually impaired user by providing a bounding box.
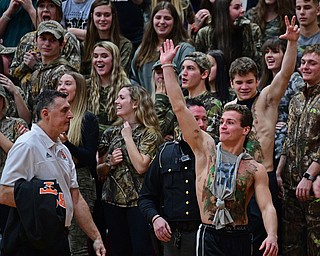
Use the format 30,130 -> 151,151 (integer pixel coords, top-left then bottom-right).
29,58 -> 75,110
5,86 -> 30,119
274,72 -> 305,160
155,93 -> 175,137
0,116 -> 28,176
175,91 -> 222,142
282,83 -> 320,190
98,124 -> 161,207
195,16 -> 262,71
245,9 -> 281,46
10,30 -> 81,90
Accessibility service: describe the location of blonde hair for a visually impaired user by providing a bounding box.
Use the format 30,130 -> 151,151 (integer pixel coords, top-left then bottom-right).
62,72 -> 88,147
88,41 -> 130,121
119,85 -> 162,142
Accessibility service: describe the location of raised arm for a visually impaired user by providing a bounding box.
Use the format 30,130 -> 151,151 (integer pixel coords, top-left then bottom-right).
265,15 -> 300,104
160,39 -> 203,151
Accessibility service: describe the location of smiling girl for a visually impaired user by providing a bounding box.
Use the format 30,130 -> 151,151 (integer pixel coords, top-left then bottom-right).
87,41 -> 130,135
81,0 -> 132,76
131,1 -> 194,94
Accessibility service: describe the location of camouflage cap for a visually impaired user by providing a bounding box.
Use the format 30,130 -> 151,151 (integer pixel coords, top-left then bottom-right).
152,60 -> 162,70
37,0 -> 62,7
184,51 -> 212,73
0,44 -> 16,55
37,20 -> 65,39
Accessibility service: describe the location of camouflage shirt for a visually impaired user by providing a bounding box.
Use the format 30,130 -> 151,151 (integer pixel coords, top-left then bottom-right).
99,124 -> 161,207
245,9 -> 281,46
10,30 -> 81,90
282,83 -> 320,190
5,86 -> 30,119
0,116 -> 28,176
195,16 -> 262,72
274,72 -> 305,160
155,93 -> 175,137
29,58 -> 75,111
97,85 -> 119,136
175,91 -> 222,142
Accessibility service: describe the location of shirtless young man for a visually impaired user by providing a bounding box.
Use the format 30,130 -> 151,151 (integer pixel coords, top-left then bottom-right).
227,15 -> 300,175
159,40 -> 278,256
226,16 -> 300,254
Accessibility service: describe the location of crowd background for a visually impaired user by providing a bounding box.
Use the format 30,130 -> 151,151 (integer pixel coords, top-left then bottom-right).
0,0 -> 319,255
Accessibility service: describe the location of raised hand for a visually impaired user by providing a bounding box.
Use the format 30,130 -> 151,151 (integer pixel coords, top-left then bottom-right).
159,39 -> 180,65
279,15 -> 300,42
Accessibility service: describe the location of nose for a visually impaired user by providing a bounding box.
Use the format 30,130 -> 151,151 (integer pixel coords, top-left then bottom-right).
96,55 -> 102,61
197,119 -> 204,128
158,72 -> 164,79
68,110 -> 73,119
240,6 -> 244,16
59,83 -> 66,89
300,62 -> 308,70
43,39 -> 50,46
220,122 -> 227,129
181,67 -> 187,76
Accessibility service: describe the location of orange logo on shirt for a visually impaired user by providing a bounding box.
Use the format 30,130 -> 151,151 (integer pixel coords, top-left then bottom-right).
39,181 -> 58,195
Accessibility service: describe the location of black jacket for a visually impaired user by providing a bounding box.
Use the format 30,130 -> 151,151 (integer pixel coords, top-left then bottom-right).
1,178 -> 69,256
138,140 -> 201,224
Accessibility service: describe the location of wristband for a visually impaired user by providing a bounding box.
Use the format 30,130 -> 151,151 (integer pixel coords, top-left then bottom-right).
161,64 -> 174,69
152,215 -> 161,224
2,13 -> 11,21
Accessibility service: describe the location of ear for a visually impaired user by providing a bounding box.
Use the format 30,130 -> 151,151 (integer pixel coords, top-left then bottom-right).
60,39 -> 66,49
41,108 -> 49,119
243,126 -> 250,136
230,79 -> 234,88
201,70 -> 209,80
132,101 -> 138,110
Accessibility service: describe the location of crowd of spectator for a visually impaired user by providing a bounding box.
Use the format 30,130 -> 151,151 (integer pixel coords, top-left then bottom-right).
0,0 -> 319,255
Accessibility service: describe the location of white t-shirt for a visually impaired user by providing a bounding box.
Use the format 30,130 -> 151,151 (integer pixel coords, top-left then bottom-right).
62,0 -> 94,29
0,124 -> 78,226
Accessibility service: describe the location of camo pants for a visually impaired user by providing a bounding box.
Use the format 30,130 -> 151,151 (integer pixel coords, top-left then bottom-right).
68,167 -> 96,256
282,189 -> 320,256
